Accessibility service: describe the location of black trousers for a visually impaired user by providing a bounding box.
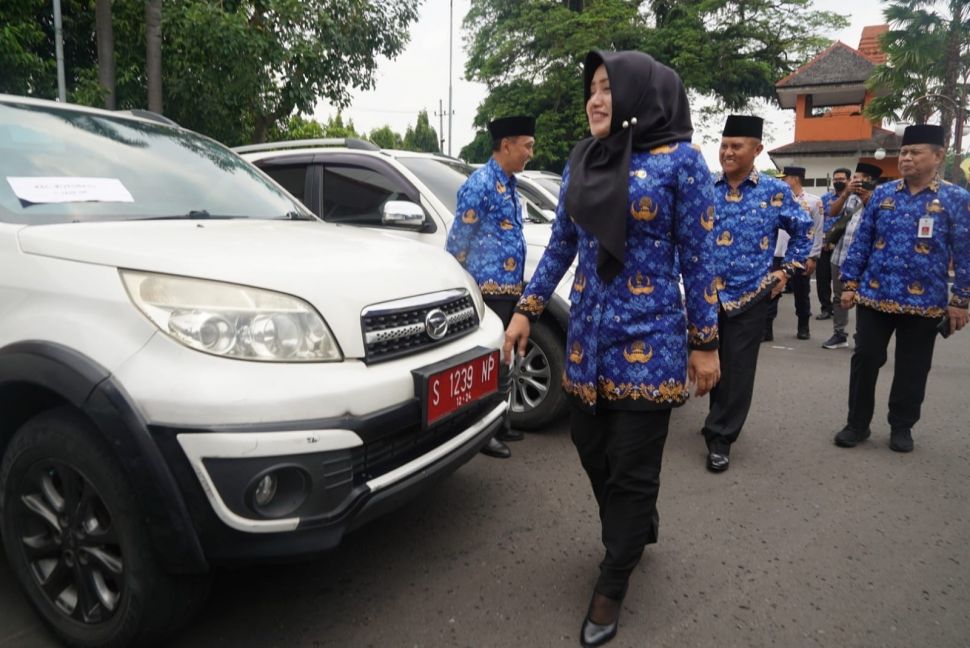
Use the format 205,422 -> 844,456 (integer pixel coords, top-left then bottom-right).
703,297 -> 769,445
767,256 -> 811,322
486,298 -> 516,429
847,306 -> 939,431
816,249 -> 833,313
570,406 -> 671,600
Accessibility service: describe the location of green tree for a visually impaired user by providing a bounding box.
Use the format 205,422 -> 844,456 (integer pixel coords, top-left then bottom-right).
864,0 -> 969,162
2,0 -> 421,146
271,113 -> 360,141
369,125 -> 405,149
403,110 -> 441,152
462,0 -> 846,171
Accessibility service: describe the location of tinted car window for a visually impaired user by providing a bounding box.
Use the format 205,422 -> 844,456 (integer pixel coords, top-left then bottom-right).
396,156 -> 472,215
0,101 -> 313,225
320,165 -> 411,225
263,165 -> 308,204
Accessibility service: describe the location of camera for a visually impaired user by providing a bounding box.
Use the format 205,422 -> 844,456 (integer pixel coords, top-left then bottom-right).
860,179 -> 877,191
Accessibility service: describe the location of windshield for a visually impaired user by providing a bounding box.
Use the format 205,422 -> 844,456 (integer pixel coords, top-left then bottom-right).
0,101 -> 314,225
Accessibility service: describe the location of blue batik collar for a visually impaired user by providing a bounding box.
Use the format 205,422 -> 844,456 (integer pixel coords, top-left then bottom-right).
714,167 -> 761,187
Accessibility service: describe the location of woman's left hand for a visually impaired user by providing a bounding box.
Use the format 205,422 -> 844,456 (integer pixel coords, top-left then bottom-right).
688,349 -> 720,397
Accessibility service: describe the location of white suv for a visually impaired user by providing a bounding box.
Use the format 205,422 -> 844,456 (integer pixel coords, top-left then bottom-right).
238,141 -> 574,429
0,96 -> 505,646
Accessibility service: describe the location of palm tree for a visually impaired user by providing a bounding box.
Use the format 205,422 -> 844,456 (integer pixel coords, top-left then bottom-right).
146,0 -> 163,113
865,0 -> 969,157
95,0 -> 115,108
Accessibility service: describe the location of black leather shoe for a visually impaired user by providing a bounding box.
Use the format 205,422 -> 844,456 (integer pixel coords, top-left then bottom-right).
763,326 -> 773,342
834,425 -> 871,448
580,601 -> 620,647
797,317 -> 810,340
480,437 -> 511,458
707,452 -> 729,472
705,437 -> 730,473
497,427 -> 524,442
889,428 -> 914,453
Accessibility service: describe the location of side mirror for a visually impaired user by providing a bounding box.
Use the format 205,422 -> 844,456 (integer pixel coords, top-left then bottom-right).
382,200 -> 426,229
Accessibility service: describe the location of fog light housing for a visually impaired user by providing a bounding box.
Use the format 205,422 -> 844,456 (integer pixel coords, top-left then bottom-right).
247,466 -> 310,518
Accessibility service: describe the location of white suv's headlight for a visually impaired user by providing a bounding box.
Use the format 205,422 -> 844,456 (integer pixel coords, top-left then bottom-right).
121,271 -> 342,362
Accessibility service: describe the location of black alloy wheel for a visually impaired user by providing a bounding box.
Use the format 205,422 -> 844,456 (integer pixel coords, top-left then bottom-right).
15,459 -> 124,625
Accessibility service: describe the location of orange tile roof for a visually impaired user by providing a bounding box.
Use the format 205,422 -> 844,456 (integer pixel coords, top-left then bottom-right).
858,24 -> 889,64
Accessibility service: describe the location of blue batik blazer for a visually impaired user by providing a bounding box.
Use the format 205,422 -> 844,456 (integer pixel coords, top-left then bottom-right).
711,170 -> 813,315
446,157 -> 526,298
515,143 -> 719,412
841,177 -> 970,317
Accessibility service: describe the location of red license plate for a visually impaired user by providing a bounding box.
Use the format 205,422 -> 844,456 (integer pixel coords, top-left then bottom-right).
420,349 -> 500,427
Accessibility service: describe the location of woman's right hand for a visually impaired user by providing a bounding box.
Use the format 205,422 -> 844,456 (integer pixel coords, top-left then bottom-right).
503,313 -> 531,364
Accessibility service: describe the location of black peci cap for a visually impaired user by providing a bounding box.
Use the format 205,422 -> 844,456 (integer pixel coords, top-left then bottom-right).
488,116 -> 536,141
722,115 -> 764,139
781,166 -> 806,179
855,162 -> 882,178
901,124 -> 944,147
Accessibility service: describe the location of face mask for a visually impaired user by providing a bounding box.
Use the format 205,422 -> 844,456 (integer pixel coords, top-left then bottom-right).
833,181 -> 847,193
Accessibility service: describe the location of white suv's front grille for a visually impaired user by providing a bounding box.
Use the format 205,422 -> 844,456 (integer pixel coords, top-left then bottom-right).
361,289 -> 479,363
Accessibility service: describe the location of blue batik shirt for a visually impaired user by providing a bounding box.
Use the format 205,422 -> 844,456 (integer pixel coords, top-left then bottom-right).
841,177 -> 970,317
711,169 -> 813,315
514,143 -> 719,412
446,157 -> 525,298
821,189 -> 840,235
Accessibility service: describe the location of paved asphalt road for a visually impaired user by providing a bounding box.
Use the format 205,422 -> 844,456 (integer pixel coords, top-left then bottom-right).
3,297 -> 969,648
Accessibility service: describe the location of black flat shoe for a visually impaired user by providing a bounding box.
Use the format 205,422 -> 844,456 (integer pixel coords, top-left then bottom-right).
496,427 -> 524,442
580,602 -> 620,647
480,437 -> 511,458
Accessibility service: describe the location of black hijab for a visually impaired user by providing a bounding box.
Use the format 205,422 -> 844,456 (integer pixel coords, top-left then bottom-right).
564,50 -> 694,282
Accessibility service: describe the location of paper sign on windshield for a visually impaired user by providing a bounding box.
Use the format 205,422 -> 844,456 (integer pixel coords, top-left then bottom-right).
7,177 -> 134,204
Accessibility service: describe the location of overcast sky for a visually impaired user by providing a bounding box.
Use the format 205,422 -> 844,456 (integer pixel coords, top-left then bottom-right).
313,1 -> 888,168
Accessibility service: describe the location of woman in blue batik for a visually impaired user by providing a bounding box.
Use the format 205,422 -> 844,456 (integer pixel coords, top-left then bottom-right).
504,50 -> 720,647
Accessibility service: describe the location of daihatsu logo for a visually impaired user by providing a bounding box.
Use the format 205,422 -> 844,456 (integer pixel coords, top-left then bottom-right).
424,309 -> 449,340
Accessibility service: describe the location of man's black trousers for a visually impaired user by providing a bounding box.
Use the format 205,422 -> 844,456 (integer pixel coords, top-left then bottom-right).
847,305 -> 939,432
570,406 -> 671,601
767,256 -> 811,322
816,249 -> 833,314
703,297 -> 769,445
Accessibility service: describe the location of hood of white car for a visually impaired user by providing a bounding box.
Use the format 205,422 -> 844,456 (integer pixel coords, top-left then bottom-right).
18,219 -> 477,356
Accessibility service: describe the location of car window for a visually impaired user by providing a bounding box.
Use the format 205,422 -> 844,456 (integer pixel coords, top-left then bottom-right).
320,165 -> 412,226
534,177 -> 562,197
517,181 -> 556,211
396,156 -> 472,215
0,101 -> 313,225
263,165 -> 308,204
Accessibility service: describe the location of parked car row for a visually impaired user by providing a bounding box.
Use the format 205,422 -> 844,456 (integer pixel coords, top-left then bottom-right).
0,96 -> 525,646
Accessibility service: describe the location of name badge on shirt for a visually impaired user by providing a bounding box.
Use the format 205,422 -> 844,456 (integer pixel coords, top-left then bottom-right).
918,217 -> 934,238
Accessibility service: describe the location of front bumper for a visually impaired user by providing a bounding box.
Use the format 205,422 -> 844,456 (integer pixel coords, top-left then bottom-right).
151,394 -> 505,563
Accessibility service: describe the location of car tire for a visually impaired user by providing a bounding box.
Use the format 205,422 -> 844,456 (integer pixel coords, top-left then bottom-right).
0,407 -> 210,648
509,319 -> 567,430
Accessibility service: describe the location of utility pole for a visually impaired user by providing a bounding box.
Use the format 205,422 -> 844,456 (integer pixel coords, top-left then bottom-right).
53,0 -> 66,101
435,99 -> 446,153
447,0 -> 454,156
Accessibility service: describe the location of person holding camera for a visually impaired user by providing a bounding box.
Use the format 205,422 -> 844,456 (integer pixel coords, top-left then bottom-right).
816,167 -> 853,319
835,125 -> 970,453
821,162 -> 882,349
